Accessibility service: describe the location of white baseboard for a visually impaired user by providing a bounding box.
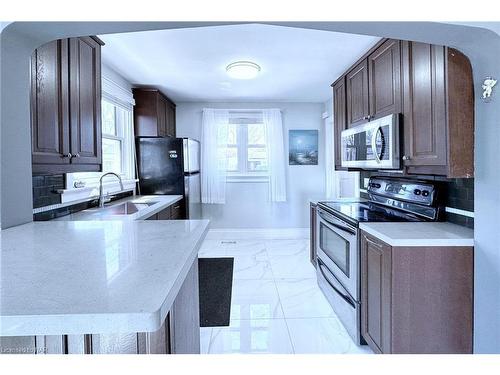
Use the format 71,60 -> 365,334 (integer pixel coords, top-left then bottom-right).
206,228 -> 310,240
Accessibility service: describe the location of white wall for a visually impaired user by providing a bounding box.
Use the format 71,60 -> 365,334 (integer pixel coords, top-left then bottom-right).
176,102 -> 325,228
102,63 -> 133,92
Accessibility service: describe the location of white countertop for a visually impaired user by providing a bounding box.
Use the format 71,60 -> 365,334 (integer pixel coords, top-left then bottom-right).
55,195 -> 183,221
0,219 -> 209,336
359,222 -> 474,247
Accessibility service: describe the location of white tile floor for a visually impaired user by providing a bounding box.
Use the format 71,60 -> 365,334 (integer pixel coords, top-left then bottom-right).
199,237 -> 373,354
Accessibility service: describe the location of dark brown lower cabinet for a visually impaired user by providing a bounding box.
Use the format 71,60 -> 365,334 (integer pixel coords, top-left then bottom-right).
0,257 -> 200,354
360,231 -> 473,354
146,200 -> 185,221
0,336 -> 36,354
170,201 -> 185,220
360,233 -> 392,353
170,258 -> 200,354
138,314 -> 171,354
309,202 -> 317,267
157,206 -> 172,220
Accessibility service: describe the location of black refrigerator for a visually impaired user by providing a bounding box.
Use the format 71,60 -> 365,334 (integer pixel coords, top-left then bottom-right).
135,137 -> 201,219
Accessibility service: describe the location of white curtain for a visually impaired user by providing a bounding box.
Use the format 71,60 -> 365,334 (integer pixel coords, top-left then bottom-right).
201,109 -> 230,204
263,109 -> 287,202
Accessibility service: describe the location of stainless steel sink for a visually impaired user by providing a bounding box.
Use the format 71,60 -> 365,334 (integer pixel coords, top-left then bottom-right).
102,201 -> 158,215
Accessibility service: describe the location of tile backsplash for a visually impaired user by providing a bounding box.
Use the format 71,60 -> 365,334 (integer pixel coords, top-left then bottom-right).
32,174 -> 64,209
359,171 -> 474,228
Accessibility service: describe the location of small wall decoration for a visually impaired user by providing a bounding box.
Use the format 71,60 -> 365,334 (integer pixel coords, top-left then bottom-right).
289,130 -> 318,165
482,77 -> 497,102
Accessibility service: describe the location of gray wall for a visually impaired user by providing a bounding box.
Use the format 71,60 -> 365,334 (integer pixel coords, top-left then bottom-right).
176,102 -> 325,228
1,21 -> 499,352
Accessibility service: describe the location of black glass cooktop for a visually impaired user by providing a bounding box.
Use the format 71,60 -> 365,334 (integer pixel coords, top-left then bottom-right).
318,199 -> 425,224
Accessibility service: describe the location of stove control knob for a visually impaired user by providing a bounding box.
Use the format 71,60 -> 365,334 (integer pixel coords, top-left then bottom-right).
413,189 -> 422,196
422,190 -> 429,197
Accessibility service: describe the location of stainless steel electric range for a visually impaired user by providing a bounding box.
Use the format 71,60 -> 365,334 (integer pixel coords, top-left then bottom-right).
315,176 -> 444,345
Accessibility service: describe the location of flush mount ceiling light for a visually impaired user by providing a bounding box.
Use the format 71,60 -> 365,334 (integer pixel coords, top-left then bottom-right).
226,61 -> 261,79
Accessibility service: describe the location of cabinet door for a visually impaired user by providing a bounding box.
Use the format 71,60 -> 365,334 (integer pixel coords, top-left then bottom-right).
368,39 -> 402,120
170,200 -> 185,220
138,314 -> 172,354
170,258 -> 200,354
346,59 -> 369,127
361,232 -> 392,354
332,77 -> 347,169
157,95 -> 167,137
0,336 -> 36,354
90,333 -> 138,354
35,335 -> 66,354
402,42 -> 447,173
69,37 -> 102,166
133,89 -> 160,136
31,39 -> 71,168
157,206 -> 172,220
166,102 -> 176,137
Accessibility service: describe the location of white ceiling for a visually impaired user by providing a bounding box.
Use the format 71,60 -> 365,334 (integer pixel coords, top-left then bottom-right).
99,24 -> 379,103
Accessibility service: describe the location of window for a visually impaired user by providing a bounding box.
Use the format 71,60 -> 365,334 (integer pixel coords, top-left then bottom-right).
66,99 -> 135,190
101,100 -> 125,175
226,122 -> 268,176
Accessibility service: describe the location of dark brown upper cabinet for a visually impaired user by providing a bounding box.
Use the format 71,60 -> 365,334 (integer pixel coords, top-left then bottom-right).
332,76 -> 347,170
31,39 -> 71,168
31,36 -> 104,174
166,101 -> 176,138
346,59 -> 369,128
331,38 -> 474,177
360,231 -> 473,354
401,42 -> 474,177
133,88 -> 176,138
368,39 -> 402,120
68,37 -> 103,167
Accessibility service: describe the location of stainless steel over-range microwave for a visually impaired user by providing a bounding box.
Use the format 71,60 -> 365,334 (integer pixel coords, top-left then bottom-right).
341,113 -> 400,170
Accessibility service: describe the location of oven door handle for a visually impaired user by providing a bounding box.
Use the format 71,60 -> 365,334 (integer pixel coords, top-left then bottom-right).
317,259 -> 356,308
329,222 -> 356,237
318,211 -> 356,236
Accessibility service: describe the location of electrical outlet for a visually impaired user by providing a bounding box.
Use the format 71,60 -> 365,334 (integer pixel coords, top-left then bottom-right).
364,178 -> 370,188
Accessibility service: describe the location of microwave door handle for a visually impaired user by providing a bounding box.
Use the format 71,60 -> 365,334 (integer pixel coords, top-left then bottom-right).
371,124 -> 381,164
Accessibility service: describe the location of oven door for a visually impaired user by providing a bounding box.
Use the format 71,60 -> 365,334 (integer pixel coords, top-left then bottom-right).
316,257 -> 361,345
341,113 -> 400,170
316,208 -> 358,300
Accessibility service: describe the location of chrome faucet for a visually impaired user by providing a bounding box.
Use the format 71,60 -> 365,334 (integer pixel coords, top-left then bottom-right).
98,172 -> 124,208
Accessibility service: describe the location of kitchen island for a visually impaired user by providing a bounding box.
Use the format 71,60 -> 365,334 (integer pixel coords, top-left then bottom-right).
0,218 -> 208,354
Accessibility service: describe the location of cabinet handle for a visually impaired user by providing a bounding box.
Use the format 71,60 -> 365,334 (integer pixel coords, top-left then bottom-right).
74,153 -> 80,158
63,153 -> 73,159
402,155 -> 411,161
